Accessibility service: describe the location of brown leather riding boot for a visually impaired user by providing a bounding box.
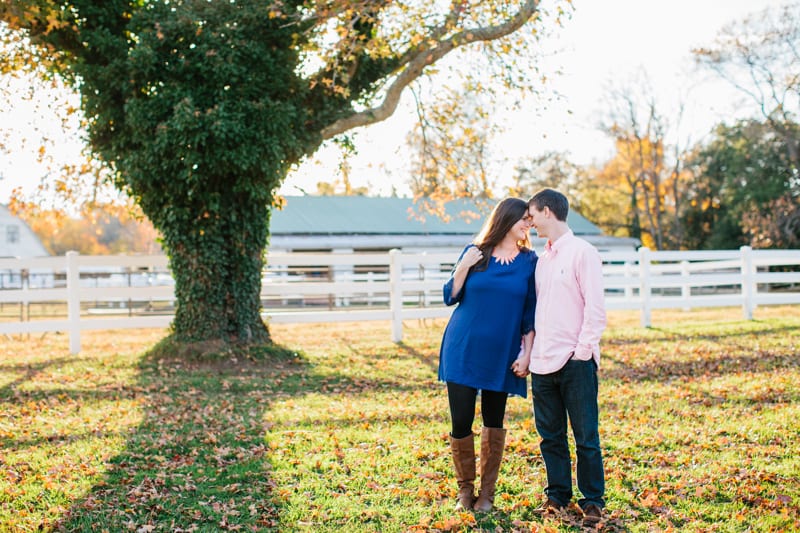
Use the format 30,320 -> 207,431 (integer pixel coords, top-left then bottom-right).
450,433 -> 476,510
473,426 -> 507,512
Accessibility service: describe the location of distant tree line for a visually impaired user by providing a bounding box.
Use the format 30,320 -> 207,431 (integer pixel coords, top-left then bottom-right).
507,114 -> 799,251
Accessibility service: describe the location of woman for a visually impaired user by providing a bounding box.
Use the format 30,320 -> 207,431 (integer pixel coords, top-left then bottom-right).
439,197 -> 537,512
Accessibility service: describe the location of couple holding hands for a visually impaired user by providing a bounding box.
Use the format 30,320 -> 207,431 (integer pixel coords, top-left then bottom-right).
438,189 -> 607,528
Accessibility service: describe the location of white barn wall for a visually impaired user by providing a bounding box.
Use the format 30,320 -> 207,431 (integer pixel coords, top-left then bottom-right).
0,205 -> 49,258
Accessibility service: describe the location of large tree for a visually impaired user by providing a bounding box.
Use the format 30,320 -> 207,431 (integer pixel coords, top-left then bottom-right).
1,0 -> 551,348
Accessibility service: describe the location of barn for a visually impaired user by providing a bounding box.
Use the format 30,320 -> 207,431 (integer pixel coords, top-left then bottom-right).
268,196 -> 639,254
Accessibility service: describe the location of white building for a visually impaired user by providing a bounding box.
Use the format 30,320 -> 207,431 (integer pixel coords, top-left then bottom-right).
0,204 -> 49,257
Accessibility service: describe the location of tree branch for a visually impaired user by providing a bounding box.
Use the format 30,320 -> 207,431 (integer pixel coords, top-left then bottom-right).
320,0 -> 540,140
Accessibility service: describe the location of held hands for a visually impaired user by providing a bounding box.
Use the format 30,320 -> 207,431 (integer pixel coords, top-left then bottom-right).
511,354 -> 530,378
511,336 -> 532,378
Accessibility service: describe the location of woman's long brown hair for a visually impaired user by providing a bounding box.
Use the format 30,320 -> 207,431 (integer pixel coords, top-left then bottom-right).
470,197 -> 531,273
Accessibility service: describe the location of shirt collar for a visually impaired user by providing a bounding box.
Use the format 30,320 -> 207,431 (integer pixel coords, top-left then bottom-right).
545,229 -> 575,255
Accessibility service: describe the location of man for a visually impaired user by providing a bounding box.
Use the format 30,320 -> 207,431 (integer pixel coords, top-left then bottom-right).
522,189 -> 607,527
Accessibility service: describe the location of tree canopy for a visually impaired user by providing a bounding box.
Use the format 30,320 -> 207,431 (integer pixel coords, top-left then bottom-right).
683,119 -> 800,249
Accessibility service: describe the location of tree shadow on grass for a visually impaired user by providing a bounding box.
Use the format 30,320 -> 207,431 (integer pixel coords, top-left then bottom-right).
603,347 -> 800,385
395,341 -> 439,373
470,504 -> 630,533
50,345 -> 303,531
49,339 -> 445,532
605,321 -> 800,347
601,320 -> 800,385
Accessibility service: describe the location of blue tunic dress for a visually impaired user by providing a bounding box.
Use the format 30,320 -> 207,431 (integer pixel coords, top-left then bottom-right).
439,245 -> 537,398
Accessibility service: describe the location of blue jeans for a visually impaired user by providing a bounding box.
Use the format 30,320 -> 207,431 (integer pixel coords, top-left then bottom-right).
531,359 -> 605,509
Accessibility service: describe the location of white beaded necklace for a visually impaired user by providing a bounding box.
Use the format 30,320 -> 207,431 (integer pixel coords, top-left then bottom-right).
492,249 -> 519,265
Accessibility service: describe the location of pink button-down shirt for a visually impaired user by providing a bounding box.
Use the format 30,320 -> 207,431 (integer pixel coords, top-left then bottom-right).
530,230 -> 607,374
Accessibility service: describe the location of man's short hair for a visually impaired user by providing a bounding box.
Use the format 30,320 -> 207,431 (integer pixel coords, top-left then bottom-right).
528,189 -> 569,222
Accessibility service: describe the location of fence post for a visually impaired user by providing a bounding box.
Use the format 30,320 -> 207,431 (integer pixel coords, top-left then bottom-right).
624,261 -> 634,299
681,260 -> 691,311
740,245 -> 754,320
389,249 -> 403,342
66,251 -> 81,354
639,247 -> 651,327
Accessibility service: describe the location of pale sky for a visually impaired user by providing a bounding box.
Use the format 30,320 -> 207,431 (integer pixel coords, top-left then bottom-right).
0,0 -> 789,203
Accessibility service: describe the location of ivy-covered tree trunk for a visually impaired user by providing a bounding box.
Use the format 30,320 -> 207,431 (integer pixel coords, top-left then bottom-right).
157,193 -> 272,344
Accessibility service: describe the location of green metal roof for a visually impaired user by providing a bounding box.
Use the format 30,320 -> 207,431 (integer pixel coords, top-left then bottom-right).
270,196 -> 603,236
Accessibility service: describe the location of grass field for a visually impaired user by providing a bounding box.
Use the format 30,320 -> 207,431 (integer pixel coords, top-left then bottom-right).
1,307 -> 798,532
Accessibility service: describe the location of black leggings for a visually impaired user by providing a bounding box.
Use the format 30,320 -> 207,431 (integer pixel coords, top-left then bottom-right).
447,381 -> 508,439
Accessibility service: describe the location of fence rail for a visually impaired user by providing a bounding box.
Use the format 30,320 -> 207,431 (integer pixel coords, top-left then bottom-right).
1,247 -> 799,353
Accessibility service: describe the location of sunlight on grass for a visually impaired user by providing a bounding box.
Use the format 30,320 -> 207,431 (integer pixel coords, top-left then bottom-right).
0,306 -> 798,532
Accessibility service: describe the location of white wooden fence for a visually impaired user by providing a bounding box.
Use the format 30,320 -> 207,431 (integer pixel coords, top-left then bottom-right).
1,247 -> 799,354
